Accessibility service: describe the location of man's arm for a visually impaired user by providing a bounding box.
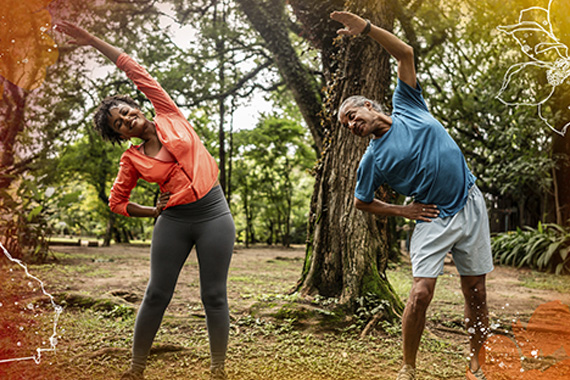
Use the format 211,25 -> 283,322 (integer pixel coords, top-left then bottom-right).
330,11 -> 416,88
354,198 -> 439,222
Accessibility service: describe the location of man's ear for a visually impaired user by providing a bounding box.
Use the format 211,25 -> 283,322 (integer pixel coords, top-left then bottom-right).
364,101 -> 372,110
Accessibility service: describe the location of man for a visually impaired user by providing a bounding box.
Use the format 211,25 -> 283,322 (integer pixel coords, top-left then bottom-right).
331,10 -> 494,380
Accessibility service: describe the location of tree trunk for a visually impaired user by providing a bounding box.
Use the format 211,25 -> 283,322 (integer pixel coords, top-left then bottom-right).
242,182 -> 251,247
214,2 -> 228,195
284,189 -> 291,248
549,0 -> 570,227
236,0 -> 404,315
552,136 -> 570,226
103,211 -> 116,247
0,80 -> 27,258
237,0 -> 403,315
227,100 -> 235,205
96,168 -> 114,246
0,80 -> 26,189
292,0 -> 404,315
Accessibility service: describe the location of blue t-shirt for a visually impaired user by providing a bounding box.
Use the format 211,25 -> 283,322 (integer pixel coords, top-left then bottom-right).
354,79 -> 475,219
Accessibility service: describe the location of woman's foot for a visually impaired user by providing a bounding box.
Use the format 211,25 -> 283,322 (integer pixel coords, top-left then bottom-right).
120,368 -> 144,380
210,365 -> 228,380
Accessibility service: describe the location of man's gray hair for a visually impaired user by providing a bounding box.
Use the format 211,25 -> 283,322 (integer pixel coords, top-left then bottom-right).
338,95 -> 384,122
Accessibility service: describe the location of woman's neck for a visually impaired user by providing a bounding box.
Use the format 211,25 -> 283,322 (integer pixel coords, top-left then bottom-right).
141,122 -> 162,156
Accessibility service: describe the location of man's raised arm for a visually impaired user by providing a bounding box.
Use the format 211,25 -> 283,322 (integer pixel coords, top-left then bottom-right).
330,11 -> 416,88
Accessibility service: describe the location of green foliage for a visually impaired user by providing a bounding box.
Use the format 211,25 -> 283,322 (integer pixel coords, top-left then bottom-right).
100,304 -> 135,321
0,179 -> 53,262
350,292 -> 391,330
492,222 -> 570,274
232,114 -> 315,246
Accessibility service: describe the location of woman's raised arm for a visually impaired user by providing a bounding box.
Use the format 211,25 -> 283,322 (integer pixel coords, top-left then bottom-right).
55,21 -> 122,64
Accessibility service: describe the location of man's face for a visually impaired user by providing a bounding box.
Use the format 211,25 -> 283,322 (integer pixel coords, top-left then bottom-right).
339,101 -> 379,137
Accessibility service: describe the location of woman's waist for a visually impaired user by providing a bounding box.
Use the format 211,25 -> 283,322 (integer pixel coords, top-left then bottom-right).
161,183 -> 230,222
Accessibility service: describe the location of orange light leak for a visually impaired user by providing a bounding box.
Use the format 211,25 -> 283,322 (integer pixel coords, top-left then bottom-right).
470,300 -> 570,379
0,0 -> 59,99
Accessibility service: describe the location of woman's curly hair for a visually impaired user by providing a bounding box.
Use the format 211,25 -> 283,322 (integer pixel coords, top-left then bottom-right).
93,95 -> 141,144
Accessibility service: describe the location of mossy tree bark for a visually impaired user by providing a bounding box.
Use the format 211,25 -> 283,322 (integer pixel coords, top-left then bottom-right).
237,0 -> 405,317
291,0 -> 404,316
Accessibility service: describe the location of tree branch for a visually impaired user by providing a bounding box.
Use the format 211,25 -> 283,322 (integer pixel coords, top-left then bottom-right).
181,59 -> 274,106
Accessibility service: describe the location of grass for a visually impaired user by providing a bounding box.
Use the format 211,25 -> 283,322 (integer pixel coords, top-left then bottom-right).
385,263 -> 412,300
229,275 -> 266,285
6,245 -> 558,380
518,271 -> 570,293
29,262 -> 113,280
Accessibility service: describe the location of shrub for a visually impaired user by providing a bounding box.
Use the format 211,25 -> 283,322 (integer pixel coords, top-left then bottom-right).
492,222 -> 570,274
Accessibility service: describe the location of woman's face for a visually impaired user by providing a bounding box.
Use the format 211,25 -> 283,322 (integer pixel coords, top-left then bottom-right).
108,103 -> 148,140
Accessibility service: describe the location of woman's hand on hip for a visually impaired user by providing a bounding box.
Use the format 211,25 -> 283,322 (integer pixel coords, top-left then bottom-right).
154,192 -> 171,217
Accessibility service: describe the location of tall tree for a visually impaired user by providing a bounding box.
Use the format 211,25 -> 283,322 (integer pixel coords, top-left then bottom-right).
0,82 -> 26,190
236,0 -> 404,315
169,0 -> 282,199
549,0 -> 570,226
235,0 -> 326,154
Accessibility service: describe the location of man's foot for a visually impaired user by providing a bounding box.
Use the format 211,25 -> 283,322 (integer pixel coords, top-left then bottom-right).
210,365 -> 228,380
396,364 -> 416,380
466,366 -> 488,380
120,368 -> 144,380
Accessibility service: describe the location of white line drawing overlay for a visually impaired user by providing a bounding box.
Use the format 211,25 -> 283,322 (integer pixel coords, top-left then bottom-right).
496,0 -> 570,136
0,242 -> 63,364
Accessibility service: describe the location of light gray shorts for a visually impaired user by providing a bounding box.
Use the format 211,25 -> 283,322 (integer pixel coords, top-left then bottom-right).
409,185 -> 494,278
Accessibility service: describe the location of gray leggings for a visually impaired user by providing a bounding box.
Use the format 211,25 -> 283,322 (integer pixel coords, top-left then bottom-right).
130,185 -> 234,372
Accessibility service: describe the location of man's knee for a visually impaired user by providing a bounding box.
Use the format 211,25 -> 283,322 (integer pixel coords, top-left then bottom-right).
462,277 -> 487,304
407,281 -> 435,312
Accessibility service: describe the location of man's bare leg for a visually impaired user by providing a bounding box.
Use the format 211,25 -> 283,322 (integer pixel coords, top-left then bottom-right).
402,277 -> 438,367
460,275 -> 489,372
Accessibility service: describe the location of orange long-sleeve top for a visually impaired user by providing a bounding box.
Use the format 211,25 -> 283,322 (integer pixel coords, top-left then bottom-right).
108,54 -> 219,216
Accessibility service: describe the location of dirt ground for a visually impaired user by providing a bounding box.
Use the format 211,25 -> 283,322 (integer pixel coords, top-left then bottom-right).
1,244 -> 569,380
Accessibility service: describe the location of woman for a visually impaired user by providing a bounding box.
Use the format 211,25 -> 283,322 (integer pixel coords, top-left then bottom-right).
56,22 -> 235,380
